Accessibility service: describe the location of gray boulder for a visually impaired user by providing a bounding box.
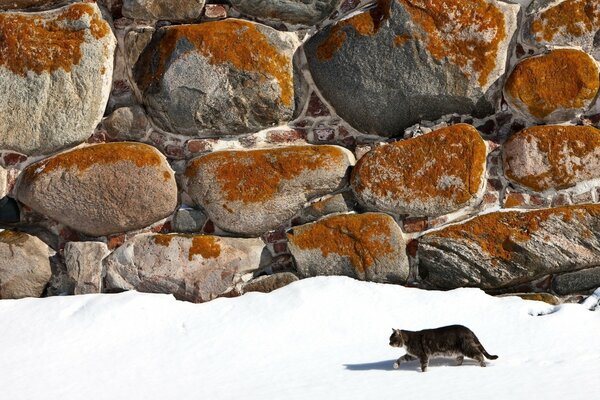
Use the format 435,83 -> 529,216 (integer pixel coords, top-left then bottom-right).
553,267 -> 600,295
122,0 -> 205,21
230,0 -> 342,26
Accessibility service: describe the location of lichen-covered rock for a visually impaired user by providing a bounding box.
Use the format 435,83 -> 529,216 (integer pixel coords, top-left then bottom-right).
104,233 -> 265,302
65,241 -> 110,295
185,145 -> 355,236
230,0 -> 342,26
0,3 -> 116,155
16,143 -> 178,237
241,272 -> 299,294
352,124 -> 487,217
0,165 -> 7,198
527,0 -> 600,58
504,49 -> 599,122
553,266 -> 600,295
503,125 -> 600,192
122,0 -> 205,21
0,230 -> 53,299
304,0 -> 519,136
298,192 -> 357,224
134,19 -> 299,136
288,213 -> 409,283
0,0 -> 64,10
418,205 -> 600,290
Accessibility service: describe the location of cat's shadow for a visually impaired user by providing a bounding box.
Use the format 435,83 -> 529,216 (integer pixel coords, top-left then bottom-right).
344,358 -> 480,372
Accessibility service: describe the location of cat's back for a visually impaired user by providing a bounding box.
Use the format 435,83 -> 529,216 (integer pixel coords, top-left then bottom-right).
419,325 -> 478,352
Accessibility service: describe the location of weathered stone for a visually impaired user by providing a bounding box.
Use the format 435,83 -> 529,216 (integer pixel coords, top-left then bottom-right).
104,233 -> 265,302
124,27 -> 154,66
418,205 -> 600,290
304,0 -> 518,136
298,192 -> 356,224
352,124 -> 487,217
172,208 -> 208,233
103,106 -> 149,141
64,241 -> 110,294
134,20 -> 299,136
185,145 -> 355,236
241,272 -> 299,294
0,0 -> 65,10
527,0 -> 600,58
499,292 -> 561,305
288,212 -> 409,283
0,165 -> 6,198
0,3 -> 116,155
503,125 -> 600,192
17,143 -> 178,237
122,0 -> 204,21
230,0 -> 342,26
504,49 -> 599,122
553,266 -> 600,295
0,230 -> 53,299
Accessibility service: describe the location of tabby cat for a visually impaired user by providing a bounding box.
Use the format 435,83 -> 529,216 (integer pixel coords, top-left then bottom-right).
389,324 -> 498,372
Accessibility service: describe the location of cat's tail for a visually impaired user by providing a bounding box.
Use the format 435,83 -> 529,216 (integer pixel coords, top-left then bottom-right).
479,344 -> 498,360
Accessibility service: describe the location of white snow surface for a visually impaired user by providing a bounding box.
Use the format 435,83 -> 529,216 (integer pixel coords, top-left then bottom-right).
1,276 -> 600,400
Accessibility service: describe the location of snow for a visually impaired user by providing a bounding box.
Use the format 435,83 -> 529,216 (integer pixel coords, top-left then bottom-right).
1,276 -> 600,400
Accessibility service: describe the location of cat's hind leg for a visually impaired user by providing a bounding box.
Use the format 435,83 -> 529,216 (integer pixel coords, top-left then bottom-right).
393,354 -> 416,369
455,355 -> 464,366
419,356 -> 429,372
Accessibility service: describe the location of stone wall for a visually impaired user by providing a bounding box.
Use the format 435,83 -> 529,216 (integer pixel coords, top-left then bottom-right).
1,0 -> 599,301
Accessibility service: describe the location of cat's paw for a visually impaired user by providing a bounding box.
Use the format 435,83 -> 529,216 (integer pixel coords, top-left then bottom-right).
393,362 -> 399,369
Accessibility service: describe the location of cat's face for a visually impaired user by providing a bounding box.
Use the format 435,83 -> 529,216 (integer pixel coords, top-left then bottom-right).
389,329 -> 404,348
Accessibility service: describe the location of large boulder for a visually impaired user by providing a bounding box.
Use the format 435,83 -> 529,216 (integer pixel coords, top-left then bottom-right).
553,267 -> 600,295
0,3 -> 116,155
64,241 -> 110,295
352,124 -> 487,217
134,19 -> 299,136
503,125 -> 600,192
17,143 -> 178,237
418,205 -> 600,290
0,0 -> 64,10
0,230 -> 53,299
504,49 -> 599,122
184,145 -> 355,236
104,233 -> 265,302
122,0 -> 205,21
230,0 -> 342,26
288,212 -> 409,283
304,0 -> 519,136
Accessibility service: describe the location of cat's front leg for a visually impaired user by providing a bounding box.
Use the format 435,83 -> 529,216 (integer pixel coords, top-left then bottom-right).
393,354 -> 415,369
419,356 -> 429,372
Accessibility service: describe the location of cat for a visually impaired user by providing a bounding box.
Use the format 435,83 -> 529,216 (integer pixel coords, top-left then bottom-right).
389,324 -> 498,372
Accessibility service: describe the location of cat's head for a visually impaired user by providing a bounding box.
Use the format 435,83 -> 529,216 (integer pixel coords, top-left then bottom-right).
389,329 -> 404,348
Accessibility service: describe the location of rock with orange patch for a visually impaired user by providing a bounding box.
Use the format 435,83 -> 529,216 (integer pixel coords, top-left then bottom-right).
16,143 -> 178,237
123,0 -> 205,21
287,212 -> 408,283
0,3 -> 116,155
504,49 -> 599,122
352,124 -> 487,217
418,205 -> 600,290
304,0 -> 519,136
0,230 -> 53,299
184,145 -> 355,236
133,19 -> 299,136
527,0 -> 600,58
503,125 -> 600,192
104,233 -> 264,302
230,0 -> 342,26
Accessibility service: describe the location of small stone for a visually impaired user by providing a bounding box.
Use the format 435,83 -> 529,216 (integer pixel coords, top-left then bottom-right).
0,165 -> 6,198
172,208 -> 208,233
122,0 -> 205,21
553,266 -> 600,295
0,0 -> 63,10
103,106 -> 149,141
229,0 -> 342,26
203,4 -> 227,19
64,241 -> 110,295
241,272 -> 299,294
124,27 -> 155,66
298,192 -> 356,224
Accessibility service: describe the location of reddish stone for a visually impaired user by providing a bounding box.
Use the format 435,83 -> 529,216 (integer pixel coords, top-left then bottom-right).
273,242 -> 288,254
266,129 -> 307,144
111,79 -> 131,96
572,191 -> 594,205
262,228 -> 287,243
107,234 -> 126,250
186,138 -> 218,154
487,178 -> 504,191
402,217 -> 428,233
427,216 -> 448,228
551,193 -> 571,207
306,92 -> 330,117
504,192 -> 526,208
164,144 -> 185,159
204,4 -> 228,19
313,126 -> 335,142
2,152 -> 27,167
202,219 -> 215,234
483,192 -> 499,205
59,227 -> 81,243
86,130 -> 108,144
527,194 -> 547,207
406,239 -> 418,258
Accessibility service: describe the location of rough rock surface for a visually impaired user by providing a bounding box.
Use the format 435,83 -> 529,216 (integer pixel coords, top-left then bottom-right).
0,230 -> 53,299
241,272 -> 299,294
553,266 -> 600,295
298,192 -> 357,224
352,124 -> 487,217
17,143 -> 178,237
0,0 -> 65,10
418,205 -> 600,290
103,106 -> 149,141
185,145 -> 355,236
134,19 -> 299,136
104,233 -> 265,302
0,3 -> 116,155
230,0 -> 342,26
504,49 -> 599,122
64,241 -> 110,295
0,165 -> 7,198
122,0 -> 205,21
172,208 -> 208,233
503,125 -> 600,192
288,213 -> 409,283
527,0 -> 600,58
304,0 -> 519,136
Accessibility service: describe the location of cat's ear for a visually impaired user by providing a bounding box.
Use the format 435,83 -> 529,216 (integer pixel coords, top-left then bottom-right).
393,328 -> 400,334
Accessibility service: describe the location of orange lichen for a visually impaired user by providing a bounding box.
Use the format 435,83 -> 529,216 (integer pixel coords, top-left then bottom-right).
398,0 -> 507,86
531,0 -> 600,43
394,34 -> 410,47
351,124 -> 486,207
0,3 -> 110,76
0,230 -> 28,246
186,146 -> 347,204
316,0 -> 391,60
505,49 -> 599,119
504,125 -> 600,192
137,20 -> 293,106
153,234 -> 221,260
22,143 -> 166,181
503,192 -> 526,208
431,205 -> 600,262
288,213 -> 395,273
